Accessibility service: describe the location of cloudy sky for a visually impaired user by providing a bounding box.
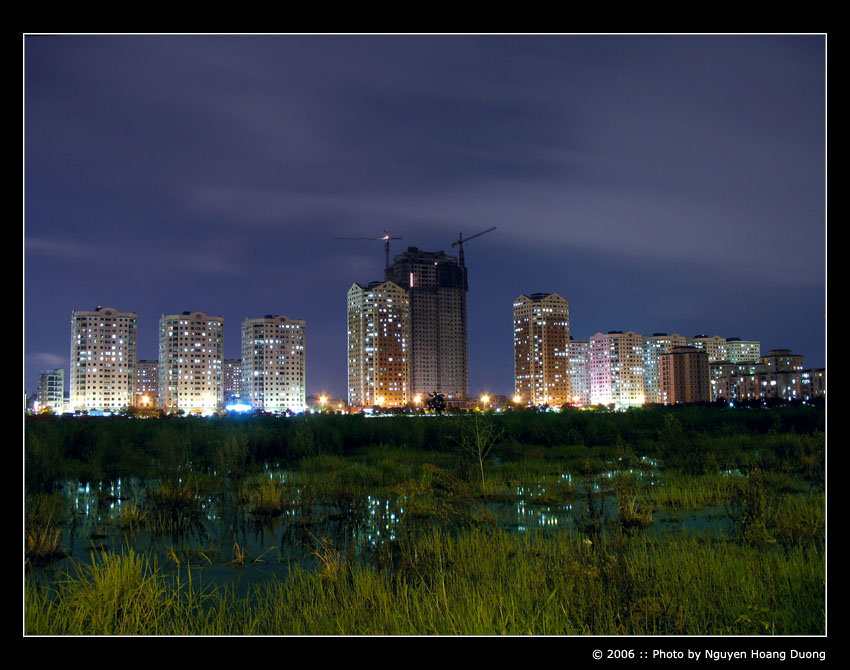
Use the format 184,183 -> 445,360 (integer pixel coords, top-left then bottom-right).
24,34 -> 826,399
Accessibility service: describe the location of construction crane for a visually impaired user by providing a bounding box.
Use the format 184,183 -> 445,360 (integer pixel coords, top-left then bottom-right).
452,226 -> 496,267
335,229 -> 403,272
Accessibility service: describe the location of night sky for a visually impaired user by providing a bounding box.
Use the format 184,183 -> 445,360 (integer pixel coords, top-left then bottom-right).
24,35 -> 826,400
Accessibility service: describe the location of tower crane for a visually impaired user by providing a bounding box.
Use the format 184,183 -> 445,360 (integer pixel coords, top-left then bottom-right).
451,226 -> 496,267
335,229 -> 403,272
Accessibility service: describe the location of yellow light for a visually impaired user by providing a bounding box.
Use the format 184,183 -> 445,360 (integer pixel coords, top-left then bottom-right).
480,394 -> 490,404
513,395 -> 521,404
413,394 -> 421,404
320,395 -> 327,405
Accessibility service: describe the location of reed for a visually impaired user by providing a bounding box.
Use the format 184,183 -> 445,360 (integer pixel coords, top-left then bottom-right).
25,527 -> 824,635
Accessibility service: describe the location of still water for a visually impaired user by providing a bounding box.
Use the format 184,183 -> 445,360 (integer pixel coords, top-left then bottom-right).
31,468 -> 731,595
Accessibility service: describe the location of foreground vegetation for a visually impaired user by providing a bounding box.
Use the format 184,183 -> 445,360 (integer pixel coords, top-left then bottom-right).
24,405 -> 825,635
26,527 -> 823,635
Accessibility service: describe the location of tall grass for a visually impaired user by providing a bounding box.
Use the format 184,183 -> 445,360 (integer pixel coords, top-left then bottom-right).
26,528 -> 824,635
24,407 -> 825,635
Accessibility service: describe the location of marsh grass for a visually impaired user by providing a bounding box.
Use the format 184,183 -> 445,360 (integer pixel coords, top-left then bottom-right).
246,477 -> 292,517
25,492 -> 68,566
117,501 -> 150,535
612,475 -> 654,533
649,472 -> 738,510
24,408 -> 825,635
26,528 -> 824,635
26,525 -> 65,567
726,469 -> 777,545
26,549 -> 222,635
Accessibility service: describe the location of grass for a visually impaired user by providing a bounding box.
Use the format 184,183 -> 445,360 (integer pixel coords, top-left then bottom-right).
23,407 -> 825,635
25,527 -> 824,635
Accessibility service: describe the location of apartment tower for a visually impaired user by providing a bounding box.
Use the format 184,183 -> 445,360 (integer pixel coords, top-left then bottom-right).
568,338 -> 591,405
135,360 -> 159,408
70,306 -> 137,412
589,330 -> 645,407
385,247 -> 468,400
725,338 -> 761,364
642,333 -> 688,404
37,368 -> 65,413
659,346 -> 711,404
158,311 -> 224,413
347,281 -> 410,407
222,359 -> 243,402
241,315 -> 306,413
513,293 -> 571,407
688,335 -> 728,363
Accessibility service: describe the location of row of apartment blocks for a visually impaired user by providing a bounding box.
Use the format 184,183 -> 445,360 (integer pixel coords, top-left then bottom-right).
514,292 -> 825,408
58,306 -> 307,414
36,270 -> 824,414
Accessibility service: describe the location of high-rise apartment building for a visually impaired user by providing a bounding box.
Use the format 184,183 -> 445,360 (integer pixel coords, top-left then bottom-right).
158,311 -> 223,414
688,334 -> 727,363
659,346 -> 711,404
589,330 -> 645,407
223,359 -> 243,401
568,338 -> 591,405
135,360 -> 159,408
70,306 -> 137,412
241,315 -> 306,414
347,281 -> 410,408
37,368 -> 65,413
642,333 -> 688,404
725,338 -> 761,364
513,293 -> 571,407
384,247 -> 468,400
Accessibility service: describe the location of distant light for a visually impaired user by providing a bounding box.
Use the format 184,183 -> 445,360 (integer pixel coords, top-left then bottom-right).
225,401 -> 252,413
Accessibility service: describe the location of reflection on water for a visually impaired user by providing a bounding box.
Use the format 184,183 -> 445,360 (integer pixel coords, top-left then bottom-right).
34,466 -> 729,592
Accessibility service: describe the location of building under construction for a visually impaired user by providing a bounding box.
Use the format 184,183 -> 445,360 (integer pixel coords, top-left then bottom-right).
385,247 -> 468,401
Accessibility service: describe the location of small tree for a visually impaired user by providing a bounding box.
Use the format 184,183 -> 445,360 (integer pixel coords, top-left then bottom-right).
425,392 -> 447,414
454,413 -> 503,497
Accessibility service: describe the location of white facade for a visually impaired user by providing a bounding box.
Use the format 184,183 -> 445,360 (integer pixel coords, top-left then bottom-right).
568,338 -> 591,405
70,307 -> 137,412
688,335 -> 728,363
241,316 -> 306,413
347,281 -> 410,407
590,331 -> 645,407
158,311 -> 223,413
38,368 -> 65,413
725,338 -> 761,364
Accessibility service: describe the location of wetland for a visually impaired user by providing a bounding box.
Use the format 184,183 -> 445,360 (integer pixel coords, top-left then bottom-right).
24,406 -> 825,635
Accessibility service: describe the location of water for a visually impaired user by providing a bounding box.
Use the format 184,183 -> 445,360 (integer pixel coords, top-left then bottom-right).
28,467 -> 731,594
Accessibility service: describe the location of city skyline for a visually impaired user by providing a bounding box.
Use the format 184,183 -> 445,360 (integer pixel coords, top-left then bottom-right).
24,35 -> 826,399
